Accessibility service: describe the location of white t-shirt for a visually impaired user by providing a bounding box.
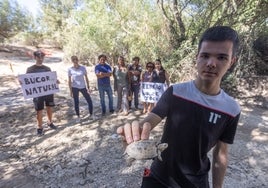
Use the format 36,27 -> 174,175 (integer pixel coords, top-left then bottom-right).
68,65 -> 87,89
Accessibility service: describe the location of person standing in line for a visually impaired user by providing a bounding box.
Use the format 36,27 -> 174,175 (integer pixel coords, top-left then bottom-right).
117,26 -> 241,188
141,62 -> 155,114
127,56 -> 142,110
95,54 -> 114,116
152,59 -> 170,107
113,56 -> 129,116
152,59 -> 170,87
26,50 -> 58,136
68,55 -> 93,122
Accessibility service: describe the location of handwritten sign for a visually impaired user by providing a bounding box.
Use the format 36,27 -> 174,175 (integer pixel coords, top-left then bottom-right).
18,71 -> 59,99
140,82 -> 167,103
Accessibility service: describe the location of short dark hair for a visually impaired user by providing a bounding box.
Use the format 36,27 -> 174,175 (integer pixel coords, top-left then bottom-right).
98,54 -> 107,60
71,55 -> 78,60
146,62 -> 155,69
198,26 -> 239,57
132,56 -> 140,61
118,56 -> 124,60
33,50 -> 45,57
155,59 -> 161,64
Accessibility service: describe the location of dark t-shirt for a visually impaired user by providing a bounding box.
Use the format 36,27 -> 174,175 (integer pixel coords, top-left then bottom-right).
26,64 -> 53,99
95,63 -> 112,86
152,69 -> 166,83
26,64 -> 51,73
150,81 -> 240,187
128,64 -> 142,85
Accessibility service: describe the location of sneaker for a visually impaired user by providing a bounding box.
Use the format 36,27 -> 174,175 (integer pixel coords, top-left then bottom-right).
109,109 -> 115,114
48,122 -> 57,129
75,117 -> 81,123
87,114 -> 98,120
92,115 -> 98,120
123,111 -> 129,116
84,114 -> 92,120
90,114 -> 98,120
37,128 -> 44,136
116,109 -> 123,113
85,114 -> 94,119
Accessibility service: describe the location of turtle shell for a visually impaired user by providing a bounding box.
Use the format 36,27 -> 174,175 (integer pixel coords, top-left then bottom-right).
124,140 -> 168,161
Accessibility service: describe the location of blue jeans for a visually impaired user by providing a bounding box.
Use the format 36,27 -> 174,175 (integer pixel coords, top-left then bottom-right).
98,84 -> 114,113
72,87 -> 93,116
129,83 -> 140,108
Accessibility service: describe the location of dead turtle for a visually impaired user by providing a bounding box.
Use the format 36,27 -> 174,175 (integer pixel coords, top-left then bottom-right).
124,140 -> 168,161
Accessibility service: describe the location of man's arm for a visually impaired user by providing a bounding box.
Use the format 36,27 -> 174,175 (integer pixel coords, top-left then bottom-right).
212,141 -> 229,188
96,72 -> 112,78
127,69 -> 132,85
112,67 -> 118,91
165,71 -> 170,87
133,70 -> 141,76
84,74 -> 90,90
140,112 -> 162,130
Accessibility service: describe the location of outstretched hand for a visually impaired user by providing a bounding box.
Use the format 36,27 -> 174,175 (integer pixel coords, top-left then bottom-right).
116,120 -> 152,144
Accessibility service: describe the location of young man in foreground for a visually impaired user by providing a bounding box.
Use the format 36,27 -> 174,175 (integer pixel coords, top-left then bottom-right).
117,26 -> 241,188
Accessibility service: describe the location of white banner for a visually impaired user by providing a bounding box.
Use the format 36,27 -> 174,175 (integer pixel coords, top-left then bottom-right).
140,82 -> 167,103
18,71 -> 59,99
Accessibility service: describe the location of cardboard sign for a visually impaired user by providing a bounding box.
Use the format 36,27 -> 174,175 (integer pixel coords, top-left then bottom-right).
140,82 -> 167,103
18,71 -> 59,99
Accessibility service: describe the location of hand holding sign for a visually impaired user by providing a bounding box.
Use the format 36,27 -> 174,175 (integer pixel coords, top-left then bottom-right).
140,82 -> 167,103
18,71 -> 59,99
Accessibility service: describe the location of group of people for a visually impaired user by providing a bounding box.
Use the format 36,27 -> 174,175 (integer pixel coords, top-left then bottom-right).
25,25 -> 241,188
26,50 -> 170,135
88,54 -> 170,117
140,59 -> 170,114
113,56 -> 170,115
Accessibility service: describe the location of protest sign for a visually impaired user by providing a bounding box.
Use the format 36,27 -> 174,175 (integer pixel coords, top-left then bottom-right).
140,82 -> 167,103
18,71 -> 59,99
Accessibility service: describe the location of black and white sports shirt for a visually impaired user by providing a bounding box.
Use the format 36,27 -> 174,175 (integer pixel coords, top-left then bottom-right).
150,81 -> 241,188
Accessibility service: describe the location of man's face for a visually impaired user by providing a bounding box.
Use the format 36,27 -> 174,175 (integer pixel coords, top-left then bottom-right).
118,57 -> 124,65
155,61 -> 161,69
196,40 -> 236,84
35,55 -> 45,64
99,57 -> 106,64
71,57 -> 79,66
133,59 -> 139,65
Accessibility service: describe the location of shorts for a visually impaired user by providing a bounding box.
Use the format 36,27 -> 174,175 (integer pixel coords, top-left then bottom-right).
33,94 -> 55,111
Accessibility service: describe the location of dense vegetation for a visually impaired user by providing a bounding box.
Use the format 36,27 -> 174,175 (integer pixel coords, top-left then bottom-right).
0,0 -> 31,41
1,0 -> 267,83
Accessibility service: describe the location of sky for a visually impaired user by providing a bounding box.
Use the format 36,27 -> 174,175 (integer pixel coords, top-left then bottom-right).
17,0 -> 40,17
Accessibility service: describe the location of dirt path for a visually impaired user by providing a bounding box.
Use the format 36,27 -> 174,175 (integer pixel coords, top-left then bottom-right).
0,46 -> 267,188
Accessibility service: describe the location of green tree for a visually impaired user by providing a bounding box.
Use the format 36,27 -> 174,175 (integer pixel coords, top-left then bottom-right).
156,0 -> 268,81
63,0 -> 170,64
39,0 -> 81,48
38,0 -> 267,80
0,0 -> 31,42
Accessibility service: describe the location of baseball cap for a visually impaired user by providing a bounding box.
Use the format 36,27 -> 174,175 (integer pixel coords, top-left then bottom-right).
33,50 -> 45,57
